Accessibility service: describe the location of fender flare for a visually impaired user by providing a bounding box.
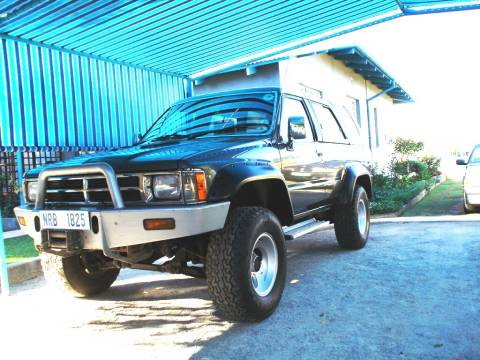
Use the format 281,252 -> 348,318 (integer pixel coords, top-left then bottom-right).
208,161 -> 294,224
337,163 -> 372,205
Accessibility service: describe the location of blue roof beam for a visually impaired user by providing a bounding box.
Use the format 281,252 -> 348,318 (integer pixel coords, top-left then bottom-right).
399,0 -> 480,15
327,46 -> 411,103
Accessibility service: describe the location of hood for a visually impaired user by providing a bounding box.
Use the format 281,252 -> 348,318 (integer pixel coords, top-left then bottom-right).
25,137 -> 269,178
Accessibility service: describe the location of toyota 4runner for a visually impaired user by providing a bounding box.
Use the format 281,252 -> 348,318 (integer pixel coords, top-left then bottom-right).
15,88 -> 372,321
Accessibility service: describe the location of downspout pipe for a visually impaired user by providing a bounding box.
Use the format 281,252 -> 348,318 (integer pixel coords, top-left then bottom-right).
366,82 -> 396,150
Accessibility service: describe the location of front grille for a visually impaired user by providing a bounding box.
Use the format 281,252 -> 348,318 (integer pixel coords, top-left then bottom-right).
44,174 -> 142,205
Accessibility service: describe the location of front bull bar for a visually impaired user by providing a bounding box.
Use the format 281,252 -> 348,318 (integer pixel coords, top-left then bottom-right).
35,162 -> 130,262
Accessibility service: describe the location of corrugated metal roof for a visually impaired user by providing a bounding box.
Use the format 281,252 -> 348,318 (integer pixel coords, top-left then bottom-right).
0,0 -> 397,77
1,0 -> 479,151
327,47 -> 412,103
1,0 -> 477,79
0,36 -> 184,151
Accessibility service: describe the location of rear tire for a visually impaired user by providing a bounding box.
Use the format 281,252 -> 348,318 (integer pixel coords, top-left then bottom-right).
334,185 -> 370,250
41,251 -> 119,297
206,207 -> 287,321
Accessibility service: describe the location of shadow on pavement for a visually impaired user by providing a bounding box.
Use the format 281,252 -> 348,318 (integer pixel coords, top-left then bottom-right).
93,276 -> 210,302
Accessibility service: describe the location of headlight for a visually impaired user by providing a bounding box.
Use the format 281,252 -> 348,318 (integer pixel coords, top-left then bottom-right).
153,174 -> 181,200
26,181 -> 38,202
142,171 -> 207,203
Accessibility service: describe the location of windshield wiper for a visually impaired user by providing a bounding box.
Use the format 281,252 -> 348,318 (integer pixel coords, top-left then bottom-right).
147,133 -> 190,142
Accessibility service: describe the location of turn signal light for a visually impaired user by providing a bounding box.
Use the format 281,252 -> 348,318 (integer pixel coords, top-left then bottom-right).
195,172 -> 207,201
143,218 -> 175,231
18,216 -> 26,226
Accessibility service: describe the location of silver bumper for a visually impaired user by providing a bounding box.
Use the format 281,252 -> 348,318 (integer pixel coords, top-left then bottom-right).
14,202 -> 230,249
16,162 -> 229,252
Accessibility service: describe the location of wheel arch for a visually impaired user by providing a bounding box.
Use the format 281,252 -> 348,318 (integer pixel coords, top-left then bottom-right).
208,162 -> 294,225
337,163 -> 372,205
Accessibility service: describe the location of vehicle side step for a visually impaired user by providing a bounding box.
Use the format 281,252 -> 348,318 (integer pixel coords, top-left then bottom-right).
283,219 -> 331,240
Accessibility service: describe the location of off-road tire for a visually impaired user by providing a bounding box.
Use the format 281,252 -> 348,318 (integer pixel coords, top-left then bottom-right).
334,185 -> 370,250
41,252 -> 120,297
206,207 -> 287,322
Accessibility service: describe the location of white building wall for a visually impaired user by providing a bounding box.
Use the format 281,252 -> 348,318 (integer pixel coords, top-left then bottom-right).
193,53 -> 396,164
193,63 -> 280,96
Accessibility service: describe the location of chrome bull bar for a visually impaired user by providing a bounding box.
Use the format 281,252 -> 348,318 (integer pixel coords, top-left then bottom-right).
35,162 -> 125,210
35,162 -> 129,262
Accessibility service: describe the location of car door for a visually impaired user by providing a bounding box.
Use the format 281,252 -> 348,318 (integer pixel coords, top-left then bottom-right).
278,96 -> 325,215
308,100 -> 350,204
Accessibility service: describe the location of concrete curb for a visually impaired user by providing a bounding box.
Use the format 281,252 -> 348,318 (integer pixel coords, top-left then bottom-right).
1,257 -> 42,286
372,214 -> 480,223
4,229 -> 26,239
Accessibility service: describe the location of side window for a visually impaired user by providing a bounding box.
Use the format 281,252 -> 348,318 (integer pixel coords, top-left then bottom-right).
335,105 -> 362,144
310,102 -> 346,143
346,96 -> 361,127
280,97 -> 314,142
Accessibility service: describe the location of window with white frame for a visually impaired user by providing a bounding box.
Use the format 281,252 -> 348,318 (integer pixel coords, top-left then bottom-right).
346,96 -> 361,128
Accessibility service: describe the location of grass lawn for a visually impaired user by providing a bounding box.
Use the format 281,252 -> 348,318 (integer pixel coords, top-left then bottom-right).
402,179 -> 464,217
4,235 -> 38,264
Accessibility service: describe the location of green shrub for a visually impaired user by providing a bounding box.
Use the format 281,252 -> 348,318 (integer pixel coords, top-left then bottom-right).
393,137 -> 424,160
391,160 -> 430,181
421,156 -> 441,176
409,161 -> 430,180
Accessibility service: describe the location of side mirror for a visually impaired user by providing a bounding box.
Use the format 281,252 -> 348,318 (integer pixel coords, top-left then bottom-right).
288,116 -> 306,140
456,159 -> 467,166
132,132 -> 143,144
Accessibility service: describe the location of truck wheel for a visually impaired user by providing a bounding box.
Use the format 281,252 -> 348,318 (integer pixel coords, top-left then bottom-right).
41,251 -> 119,297
206,207 -> 287,321
334,185 -> 370,250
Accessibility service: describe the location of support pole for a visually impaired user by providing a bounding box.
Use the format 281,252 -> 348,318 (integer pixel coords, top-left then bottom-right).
0,209 -> 10,296
16,151 -> 24,205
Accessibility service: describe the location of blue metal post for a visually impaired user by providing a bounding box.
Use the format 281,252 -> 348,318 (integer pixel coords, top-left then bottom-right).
184,78 -> 193,98
16,151 -> 24,205
0,209 -> 10,296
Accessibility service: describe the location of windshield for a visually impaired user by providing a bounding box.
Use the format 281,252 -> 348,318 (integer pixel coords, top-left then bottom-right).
141,92 -> 277,142
468,146 -> 480,164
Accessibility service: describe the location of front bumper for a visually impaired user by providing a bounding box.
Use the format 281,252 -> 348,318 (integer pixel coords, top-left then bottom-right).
465,184 -> 480,205
465,192 -> 480,205
14,202 -> 230,251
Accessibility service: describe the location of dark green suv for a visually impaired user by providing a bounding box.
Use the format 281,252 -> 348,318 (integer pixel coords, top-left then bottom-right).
16,88 -> 372,321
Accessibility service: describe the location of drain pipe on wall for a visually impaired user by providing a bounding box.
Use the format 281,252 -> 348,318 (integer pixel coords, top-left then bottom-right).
366,82 -> 396,150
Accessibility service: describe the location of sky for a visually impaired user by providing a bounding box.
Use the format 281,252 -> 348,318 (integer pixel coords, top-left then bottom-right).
287,9 -> 480,157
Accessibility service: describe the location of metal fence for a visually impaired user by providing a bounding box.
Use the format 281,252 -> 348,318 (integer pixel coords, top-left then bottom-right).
1,150 -> 62,216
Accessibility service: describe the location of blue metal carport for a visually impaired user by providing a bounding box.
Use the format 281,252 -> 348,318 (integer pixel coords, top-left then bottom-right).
1,0 -> 479,294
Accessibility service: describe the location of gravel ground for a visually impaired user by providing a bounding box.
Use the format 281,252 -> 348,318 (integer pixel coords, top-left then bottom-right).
1,219 -> 479,359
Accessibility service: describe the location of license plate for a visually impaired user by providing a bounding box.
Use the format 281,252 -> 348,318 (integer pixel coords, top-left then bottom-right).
39,210 -> 90,230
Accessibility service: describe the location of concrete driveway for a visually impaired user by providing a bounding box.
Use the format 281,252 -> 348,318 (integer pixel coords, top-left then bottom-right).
2,217 -> 479,359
